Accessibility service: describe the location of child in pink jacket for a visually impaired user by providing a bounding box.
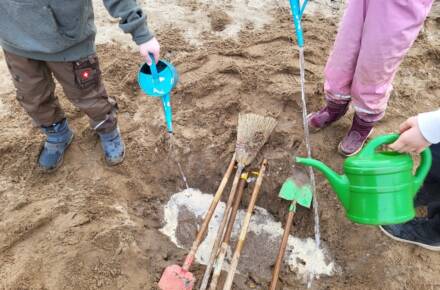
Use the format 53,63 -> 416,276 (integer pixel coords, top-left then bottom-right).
308,0 -> 434,156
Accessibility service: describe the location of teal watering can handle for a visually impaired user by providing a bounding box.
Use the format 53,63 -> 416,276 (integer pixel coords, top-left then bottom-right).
148,53 -> 159,80
359,133 -> 432,194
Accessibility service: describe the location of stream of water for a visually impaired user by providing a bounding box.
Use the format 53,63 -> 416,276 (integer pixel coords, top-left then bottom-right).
298,47 -> 321,288
168,133 -> 190,189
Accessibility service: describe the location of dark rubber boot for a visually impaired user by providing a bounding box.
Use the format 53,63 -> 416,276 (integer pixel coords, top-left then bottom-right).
338,114 -> 374,157
307,99 -> 350,132
39,118 -> 74,172
98,127 -> 125,166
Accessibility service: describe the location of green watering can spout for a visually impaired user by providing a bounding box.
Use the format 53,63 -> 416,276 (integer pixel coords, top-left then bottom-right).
296,157 -> 350,210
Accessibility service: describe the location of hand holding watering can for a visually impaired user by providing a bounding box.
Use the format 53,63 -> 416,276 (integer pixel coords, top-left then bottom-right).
296,134 -> 432,225
138,53 -> 178,133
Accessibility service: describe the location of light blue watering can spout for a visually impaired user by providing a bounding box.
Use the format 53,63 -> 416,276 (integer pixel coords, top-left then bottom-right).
289,0 -> 308,48
161,93 -> 173,133
137,53 -> 178,134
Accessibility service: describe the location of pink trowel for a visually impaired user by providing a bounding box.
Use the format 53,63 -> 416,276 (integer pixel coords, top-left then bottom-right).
159,264 -> 195,290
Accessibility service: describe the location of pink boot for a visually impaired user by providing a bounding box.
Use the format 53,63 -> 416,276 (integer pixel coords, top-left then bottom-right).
307,100 -> 349,132
338,114 -> 375,156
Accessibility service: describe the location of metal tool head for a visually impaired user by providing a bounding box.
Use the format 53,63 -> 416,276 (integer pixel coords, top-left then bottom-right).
158,265 -> 195,290
138,58 -> 179,97
279,167 -> 312,211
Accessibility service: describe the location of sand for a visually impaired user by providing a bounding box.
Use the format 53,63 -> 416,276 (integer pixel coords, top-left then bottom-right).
1,0 -> 440,289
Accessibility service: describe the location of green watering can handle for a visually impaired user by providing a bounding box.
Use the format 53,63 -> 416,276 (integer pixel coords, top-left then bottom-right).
415,145 -> 432,192
359,133 -> 432,193
358,134 -> 399,157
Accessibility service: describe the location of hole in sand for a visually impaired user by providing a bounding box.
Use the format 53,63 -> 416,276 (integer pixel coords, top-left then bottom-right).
160,188 -> 335,284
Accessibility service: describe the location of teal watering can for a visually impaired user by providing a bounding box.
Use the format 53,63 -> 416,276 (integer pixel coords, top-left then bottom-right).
138,54 -> 178,133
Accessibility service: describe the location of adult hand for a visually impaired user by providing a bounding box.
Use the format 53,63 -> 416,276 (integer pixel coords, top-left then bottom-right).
139,37 -> 160,65
389,116 -> 431,154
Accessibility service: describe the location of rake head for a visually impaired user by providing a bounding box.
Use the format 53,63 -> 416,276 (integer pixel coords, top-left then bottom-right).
235,113 -> 277,166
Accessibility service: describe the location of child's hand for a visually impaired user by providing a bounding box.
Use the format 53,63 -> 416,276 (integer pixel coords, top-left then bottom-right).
139,37 -> 160,65
389,116 -> 431,154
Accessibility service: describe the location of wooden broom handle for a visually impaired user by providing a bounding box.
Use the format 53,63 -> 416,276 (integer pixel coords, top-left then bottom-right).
269,208 -> 295,290
209,177 -> 247,290
223,177 -> 247,244
199,165 -> 244,290
223,160 -> 267,290
182,154 -> 236,270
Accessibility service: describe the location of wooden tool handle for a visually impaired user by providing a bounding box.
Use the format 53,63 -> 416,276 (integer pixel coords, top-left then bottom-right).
223,177 -> 247,244
199,165 -> 244,290
269,208 -> 295,290
182,154 -> 236,270
209,243 -> 228,290
209,177 -> 247,290
223,160 -> 267,290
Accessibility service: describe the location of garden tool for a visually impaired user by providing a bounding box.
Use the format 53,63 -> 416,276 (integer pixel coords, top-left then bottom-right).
223,160 -> 267,290
138,53 -> 178,133
296,134 -> 432,225
287,0 -> 323,256
200,114 -> 277,290
269,167 -> 312,290
209,173 -> 248,290
158,154 -> 236,290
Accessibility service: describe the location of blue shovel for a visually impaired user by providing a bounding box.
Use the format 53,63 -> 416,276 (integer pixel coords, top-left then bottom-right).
138,54 -> 179,134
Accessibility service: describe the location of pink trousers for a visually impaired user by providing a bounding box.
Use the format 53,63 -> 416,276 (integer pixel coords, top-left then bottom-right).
324,0 -> 433,122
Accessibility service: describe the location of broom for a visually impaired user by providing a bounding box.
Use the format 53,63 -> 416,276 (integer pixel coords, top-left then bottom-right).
199,113 -> 277,290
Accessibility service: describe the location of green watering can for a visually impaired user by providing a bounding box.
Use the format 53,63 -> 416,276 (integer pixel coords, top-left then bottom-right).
296,134 -> 432,225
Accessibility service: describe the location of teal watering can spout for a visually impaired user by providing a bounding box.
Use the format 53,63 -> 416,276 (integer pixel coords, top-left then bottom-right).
148,53 -> 173,133
161,93 -> 173,133
289,0 -> 308,48
296,157 -> 350,210
138,53 -> 178,134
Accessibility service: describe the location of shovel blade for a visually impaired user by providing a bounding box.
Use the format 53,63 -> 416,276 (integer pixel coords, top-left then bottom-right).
279,167 -> 313,209
158,265 -> 195,290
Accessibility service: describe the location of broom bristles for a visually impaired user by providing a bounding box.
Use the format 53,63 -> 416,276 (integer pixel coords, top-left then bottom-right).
235,113 -> 277,166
